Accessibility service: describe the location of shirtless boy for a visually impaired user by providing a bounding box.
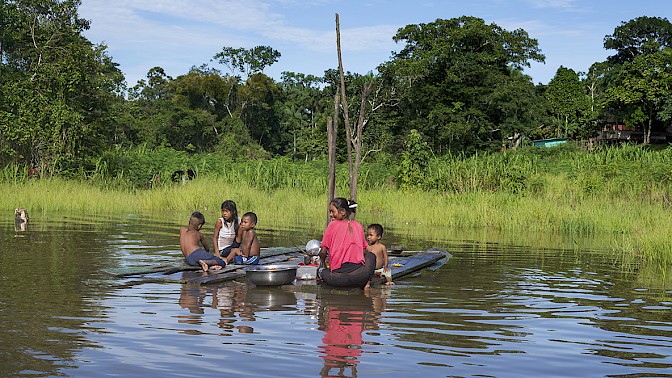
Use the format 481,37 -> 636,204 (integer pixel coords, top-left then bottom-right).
180,211 -> 227,271
365,223 -> 394,286
224,212 -> 260,265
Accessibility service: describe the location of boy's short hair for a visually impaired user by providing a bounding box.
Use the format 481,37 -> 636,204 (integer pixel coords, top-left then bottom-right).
242,212 -> 257,224
367,223 -> 383,236
190,211 -> 205,225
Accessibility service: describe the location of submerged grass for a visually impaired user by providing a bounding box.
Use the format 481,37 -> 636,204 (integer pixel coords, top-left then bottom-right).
3,143 -> 672,272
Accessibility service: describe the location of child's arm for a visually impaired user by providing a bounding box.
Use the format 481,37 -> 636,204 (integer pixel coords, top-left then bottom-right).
200,233 -> 210,252
240,230 -> 256,257
249,231 -> 260,257
212,218 -> 222,257
382,245 -> 390,269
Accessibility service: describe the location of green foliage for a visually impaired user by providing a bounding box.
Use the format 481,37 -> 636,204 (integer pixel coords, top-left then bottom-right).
5,146 -> 672,266
5,7 -> 672,183
0,0 -> 125,170
379,16 -> 546,154
604,16 -> 672,64
599,16 -> 672,144
545,66 -> 592,138
213,45 -> 281,78
398,129 -> 432,189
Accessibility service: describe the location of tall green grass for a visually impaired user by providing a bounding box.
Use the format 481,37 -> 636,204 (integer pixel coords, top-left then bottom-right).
3,143 -> 672,270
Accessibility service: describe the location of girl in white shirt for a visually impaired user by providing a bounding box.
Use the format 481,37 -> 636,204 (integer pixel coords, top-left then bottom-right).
213,200 -> 241,259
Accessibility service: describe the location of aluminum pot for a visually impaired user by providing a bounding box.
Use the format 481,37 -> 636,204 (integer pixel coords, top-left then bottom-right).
245,265 -> 298,286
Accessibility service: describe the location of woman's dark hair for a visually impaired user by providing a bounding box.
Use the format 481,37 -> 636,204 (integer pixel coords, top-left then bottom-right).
330,197 -> 357,217
221,200 -> 239,233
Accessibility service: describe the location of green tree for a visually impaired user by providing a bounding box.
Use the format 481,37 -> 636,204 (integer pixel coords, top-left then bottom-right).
213,45 -> 281,79
601,16 -> 672,143
545,66 -> 591,138
604,48 -> 672,144
398,129 -> 432,189
279,71 -> 327,160
239,73 -> 283,154
604,16 -> 672,64
0,0 -> 125,172
379,16 -> 545,154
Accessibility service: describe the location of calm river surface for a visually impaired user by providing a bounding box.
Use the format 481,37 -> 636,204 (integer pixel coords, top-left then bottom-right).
1,212 -> 670,377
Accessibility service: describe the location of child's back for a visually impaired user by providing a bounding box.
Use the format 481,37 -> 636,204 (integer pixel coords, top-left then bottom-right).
367,242 -> 387,269
366,223 -> 394,286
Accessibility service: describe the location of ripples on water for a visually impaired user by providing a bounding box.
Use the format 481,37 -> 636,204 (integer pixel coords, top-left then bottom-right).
0,213 -> 670,377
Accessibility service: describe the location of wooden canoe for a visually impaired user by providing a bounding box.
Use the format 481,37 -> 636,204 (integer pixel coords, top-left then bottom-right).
107,247 -> 451,287
294,248 -> 451,289
104,247 -> 303,277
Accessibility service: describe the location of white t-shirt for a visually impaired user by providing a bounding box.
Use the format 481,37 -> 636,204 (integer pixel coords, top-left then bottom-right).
217,217 -> 239,251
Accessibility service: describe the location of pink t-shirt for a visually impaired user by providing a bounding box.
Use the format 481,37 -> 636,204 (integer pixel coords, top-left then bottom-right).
321,219 -> 367,270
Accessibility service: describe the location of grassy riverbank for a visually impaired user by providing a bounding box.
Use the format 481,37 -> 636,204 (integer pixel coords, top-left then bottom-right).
3,143 -> 672,272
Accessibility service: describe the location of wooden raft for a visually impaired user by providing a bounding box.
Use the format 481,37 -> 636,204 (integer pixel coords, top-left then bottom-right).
173,251 -> 304,284
104,247 -> 302,278
372,248 -> 450,285
186,248 -> 451,286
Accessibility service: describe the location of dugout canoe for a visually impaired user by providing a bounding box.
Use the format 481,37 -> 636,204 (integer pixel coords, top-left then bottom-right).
294,248 -> 451,288
106,247 -> 451,287
104,247 -> 303,277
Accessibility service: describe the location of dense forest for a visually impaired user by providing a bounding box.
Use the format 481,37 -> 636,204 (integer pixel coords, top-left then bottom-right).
2,0 -> 672,186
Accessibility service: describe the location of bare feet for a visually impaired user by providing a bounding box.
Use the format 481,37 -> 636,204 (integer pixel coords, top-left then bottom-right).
211,265 -> 223,271
386,281 -> 395,286
199,260 -> 209,272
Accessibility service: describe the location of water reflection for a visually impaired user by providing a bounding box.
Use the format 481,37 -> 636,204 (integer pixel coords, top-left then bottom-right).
316,289 -> 389,377
2,212 -> 672,377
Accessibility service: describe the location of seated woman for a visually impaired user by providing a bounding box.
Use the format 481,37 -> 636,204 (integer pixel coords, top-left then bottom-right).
318,198 -> 376,289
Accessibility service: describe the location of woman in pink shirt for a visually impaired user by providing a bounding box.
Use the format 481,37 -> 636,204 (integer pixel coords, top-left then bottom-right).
318,198 -> 376,288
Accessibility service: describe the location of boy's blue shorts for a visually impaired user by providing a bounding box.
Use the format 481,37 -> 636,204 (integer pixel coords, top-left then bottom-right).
185,248 -> 226,267
232,255 -> 259,265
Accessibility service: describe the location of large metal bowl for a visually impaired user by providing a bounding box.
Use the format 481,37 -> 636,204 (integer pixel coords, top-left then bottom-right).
245,265 -> 298,286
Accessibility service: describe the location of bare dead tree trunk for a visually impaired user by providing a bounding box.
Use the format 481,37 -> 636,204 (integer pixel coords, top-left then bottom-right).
327,92 -> 339,226
352,82 -> 374,200
335,13 -> 355,201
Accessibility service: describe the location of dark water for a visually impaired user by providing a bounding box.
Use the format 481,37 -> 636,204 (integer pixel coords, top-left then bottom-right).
1,213 -> 671,377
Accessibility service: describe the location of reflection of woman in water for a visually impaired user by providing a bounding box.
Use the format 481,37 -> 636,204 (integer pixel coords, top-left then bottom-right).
317,290 -> 387,377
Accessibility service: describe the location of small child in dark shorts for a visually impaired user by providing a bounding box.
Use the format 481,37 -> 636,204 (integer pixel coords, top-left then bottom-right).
224,212 -> 261,265
180,212 -> 226,271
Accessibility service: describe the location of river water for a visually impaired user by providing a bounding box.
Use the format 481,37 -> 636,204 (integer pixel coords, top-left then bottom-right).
1,212 -> 670,377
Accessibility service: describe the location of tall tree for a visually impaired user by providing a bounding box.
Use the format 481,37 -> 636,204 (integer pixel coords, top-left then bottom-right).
545,66 -> 591,138
604,48 -> 672,144
601,16 -> 672,143
0,0 -> 125,171
213,45 -> 281,79
379,16 -> 545,154
604,16 -> 672,64
279,71 -> 326,160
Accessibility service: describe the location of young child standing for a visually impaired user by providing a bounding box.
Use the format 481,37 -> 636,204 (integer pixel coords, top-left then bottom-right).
224,212 -> 260,265
180,211 -> 227,271
213,200 -> 241,260
366,224 -> 394,286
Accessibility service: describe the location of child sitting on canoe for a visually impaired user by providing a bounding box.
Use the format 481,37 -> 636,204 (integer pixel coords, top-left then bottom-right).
365,223 -> 394,288
180,211 -> 227,271
224,212 -> 260,265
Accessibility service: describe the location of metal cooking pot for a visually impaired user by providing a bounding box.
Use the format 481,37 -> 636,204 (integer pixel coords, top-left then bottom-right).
305,239 -> 321,256
245,265 -> 298,286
